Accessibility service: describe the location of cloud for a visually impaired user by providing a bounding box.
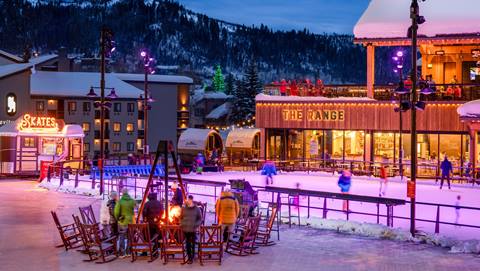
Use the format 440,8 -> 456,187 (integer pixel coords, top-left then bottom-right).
177,0 -> 370,34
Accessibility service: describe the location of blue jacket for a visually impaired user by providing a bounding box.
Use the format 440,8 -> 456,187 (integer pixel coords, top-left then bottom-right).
440,159 -> 453,175
261,163 -> 277,176
338,174 -> 351,192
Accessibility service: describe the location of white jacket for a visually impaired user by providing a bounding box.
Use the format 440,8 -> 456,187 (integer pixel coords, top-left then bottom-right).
99,199 -> 110,225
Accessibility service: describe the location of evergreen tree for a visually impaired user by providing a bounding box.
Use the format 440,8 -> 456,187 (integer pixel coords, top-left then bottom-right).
212,65 -> 225,92
225,73 -> 235,95
229,79 -> 247,124
243,60 -> 263,118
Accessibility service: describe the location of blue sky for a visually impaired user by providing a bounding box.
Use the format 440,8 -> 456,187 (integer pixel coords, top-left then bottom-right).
177,0 -> 370,34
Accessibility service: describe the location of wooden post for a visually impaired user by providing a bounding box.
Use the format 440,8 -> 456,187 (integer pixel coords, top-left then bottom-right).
366,44 -> 375,98
434,205 -> 440,233
322,197 -> 328,219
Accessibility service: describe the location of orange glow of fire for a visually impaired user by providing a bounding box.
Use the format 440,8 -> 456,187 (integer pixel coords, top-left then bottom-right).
160,205 -> 182,224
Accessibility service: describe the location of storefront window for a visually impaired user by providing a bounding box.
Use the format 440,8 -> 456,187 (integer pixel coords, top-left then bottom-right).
439,134 -> 464,173
324,130 -> 344,160
287,130 -> 304,160
344,131 -> 364,160
23,137 -> 36,148
305,130 -> 322,159
374,132 -> 394,162
267,129 -> 284,160
41,138 -> 62,155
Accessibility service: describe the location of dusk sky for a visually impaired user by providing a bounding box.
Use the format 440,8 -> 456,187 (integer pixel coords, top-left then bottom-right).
177,0 -> 370,34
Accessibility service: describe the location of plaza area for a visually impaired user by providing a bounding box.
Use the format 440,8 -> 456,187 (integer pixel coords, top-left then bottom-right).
1,180 -> 479,271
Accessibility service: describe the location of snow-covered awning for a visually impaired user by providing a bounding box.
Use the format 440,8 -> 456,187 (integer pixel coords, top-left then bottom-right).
354,0 -> 480,41
457,100 -> 480,119
178,128 -> 222,152
225,128 -> 260,149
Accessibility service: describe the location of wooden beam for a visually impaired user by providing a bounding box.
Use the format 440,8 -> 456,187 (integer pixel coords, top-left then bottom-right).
366,45 -> 375,99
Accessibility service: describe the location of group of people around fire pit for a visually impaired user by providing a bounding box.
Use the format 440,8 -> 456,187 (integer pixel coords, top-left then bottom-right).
99,180 -> 241,264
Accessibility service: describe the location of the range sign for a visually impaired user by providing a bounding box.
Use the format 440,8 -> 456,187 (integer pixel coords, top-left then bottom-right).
282,109 -> 345,122
18,114 -> 59,132
6,93 -> 17,116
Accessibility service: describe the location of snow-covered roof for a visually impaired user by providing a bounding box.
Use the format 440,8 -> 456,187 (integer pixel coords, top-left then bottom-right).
178,128 -> 222,151
0,49 -> 24,63
31,71 -> 143,98
191,89 -> 231,104
29,54 -> 58,65
354,0 -> 480,40
225,128 -> 260,149
457,100 -> 480,118
256,93 -> 376,102
206,102 -> 230,119
0,63 -> 32,79
115,73 -> 193,84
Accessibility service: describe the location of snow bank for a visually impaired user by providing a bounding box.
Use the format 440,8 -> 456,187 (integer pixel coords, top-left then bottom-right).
281,213 -> 480,254
39,180 -> 100,198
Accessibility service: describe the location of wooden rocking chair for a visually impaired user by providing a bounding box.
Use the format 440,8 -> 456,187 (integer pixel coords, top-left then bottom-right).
198,225 -> 223,265
160,225 -> 187,265
79,205 -> 97,224
128,223 -> 159,262
226,215 -> 261,256
50,211 -> 82,251
78,222 -> 118,263
256,203 -> 279,246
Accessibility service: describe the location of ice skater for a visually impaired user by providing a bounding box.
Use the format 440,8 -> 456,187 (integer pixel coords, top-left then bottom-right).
378,165 -> 388,197
440,156 -> 453,189
455,195 -> 461,225
338,170 -> 352,212
261,160 -> 277,185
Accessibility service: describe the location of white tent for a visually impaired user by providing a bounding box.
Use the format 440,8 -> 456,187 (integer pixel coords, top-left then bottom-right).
177,128 -> 223,154
225,129 -> 261,149
354,0 -> 480,39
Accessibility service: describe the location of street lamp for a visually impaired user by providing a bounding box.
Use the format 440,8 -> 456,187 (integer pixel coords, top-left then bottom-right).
393,50 -> 406,182
88,27 -> 115,195
140,50 -> 156,164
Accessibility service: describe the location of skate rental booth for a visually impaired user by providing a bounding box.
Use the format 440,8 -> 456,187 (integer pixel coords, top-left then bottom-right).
0,113 -> 84,174
255,95 -> 477,178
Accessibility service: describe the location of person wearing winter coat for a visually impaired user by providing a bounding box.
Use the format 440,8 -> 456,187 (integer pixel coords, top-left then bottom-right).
215,190 -> 240,242
180,196 -> 203,264
378,165 -> 388,197
440,156 -> 453,189
100,191 -> 118,236
114,188 -> 136,257
170,181 -> 184,207
142,193 -> 163,237
261,160 -> 277,185
195,152 -> 205,174
338,170 -> 352,212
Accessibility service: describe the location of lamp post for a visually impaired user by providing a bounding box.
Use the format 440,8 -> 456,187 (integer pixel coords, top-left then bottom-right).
393,51 -> 405,181
140,50 -> 156,164
87,27 -> 115,195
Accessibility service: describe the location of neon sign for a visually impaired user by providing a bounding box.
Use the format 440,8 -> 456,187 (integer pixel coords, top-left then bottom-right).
18,114 -> 59,132
6,93 -> 16,116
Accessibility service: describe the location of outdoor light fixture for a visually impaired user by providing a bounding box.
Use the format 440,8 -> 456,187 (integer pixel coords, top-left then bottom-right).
396,51 -> 404,57
106,88 -> 118,99
394,82 -> 410,95
435,50 -> 445,55
87,87 -> 98,97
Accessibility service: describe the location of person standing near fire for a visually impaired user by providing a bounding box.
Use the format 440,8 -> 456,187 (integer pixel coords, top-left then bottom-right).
142,192 -> 163,237
171,181 -> 184,207
215,189 -> 240,242
180,195 -> 203,264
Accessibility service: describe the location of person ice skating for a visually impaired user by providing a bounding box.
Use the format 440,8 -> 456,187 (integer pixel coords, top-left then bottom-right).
440,156 -> 453,189
171,181 -> 184,207
180,195 -> 203,264
195,152 -> 205,174
338,170 -> 352,212
99,191 -> 118,236
142,193 -> 163,237
114,188 -> 136,258
261,160 -> 277,185
379,165 -> 388,197
215,189 -> 240,242
454,195 -> 461,225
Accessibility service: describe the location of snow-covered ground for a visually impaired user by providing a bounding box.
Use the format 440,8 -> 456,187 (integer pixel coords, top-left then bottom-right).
40,170 -> 480,252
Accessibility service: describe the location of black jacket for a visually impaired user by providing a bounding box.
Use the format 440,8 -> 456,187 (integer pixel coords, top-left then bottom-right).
143,198 -> 163,224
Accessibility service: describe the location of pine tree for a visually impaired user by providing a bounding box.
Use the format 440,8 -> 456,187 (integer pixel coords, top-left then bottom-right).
229,79 -> 247,124
225,73 -> 235,95
243,60 -> 263,118
212,65 -> 225,92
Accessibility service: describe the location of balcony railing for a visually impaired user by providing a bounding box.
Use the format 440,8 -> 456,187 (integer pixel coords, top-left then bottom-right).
263,83 -> 480,102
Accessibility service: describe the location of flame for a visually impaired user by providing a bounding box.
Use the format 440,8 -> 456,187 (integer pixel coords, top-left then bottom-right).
160,205 -> 182,224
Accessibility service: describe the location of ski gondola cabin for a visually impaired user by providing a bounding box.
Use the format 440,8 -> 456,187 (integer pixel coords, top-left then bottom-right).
0,114 -> 84,174
225,128 -> 261,163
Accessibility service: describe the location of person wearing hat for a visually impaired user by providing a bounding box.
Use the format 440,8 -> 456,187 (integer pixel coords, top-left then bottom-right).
215,189 -> 240,242
142,192 -> 163,237
100,191 -> 118,236
338,170 -> 352,212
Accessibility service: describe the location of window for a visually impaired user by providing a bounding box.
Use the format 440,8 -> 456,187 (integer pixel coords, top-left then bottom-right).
83,102 -> 91,112
36,101 -> 45,111
84,143 -> 90,152
112,142 -> 121,152
68,101 -> 77,112
127,103 -> 135,113
126,123 -> 134,132
23,137 -> 36,148
127,142 -> 135,152
82,122 -> 90,132
113,122 -> 121,132
113,103 -> 121,112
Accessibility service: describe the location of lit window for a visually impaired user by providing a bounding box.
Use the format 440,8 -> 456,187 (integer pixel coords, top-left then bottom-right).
136,139 -> 143,150
23,137 -> 36,148
113,122 -> 121,132
68,101 -> 77,112
112,142 -> 121,152
126,123 -> 134,132
82,122 -> 90,132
